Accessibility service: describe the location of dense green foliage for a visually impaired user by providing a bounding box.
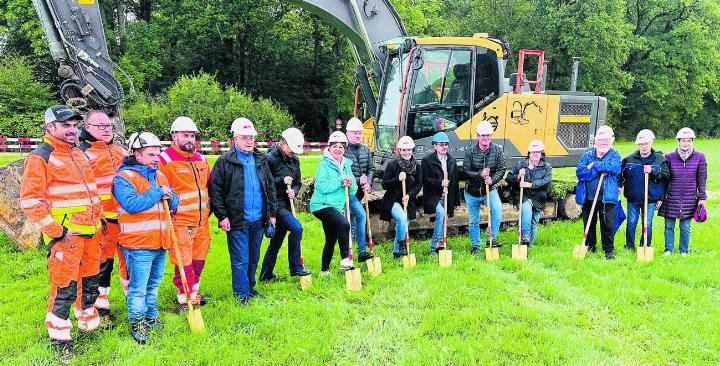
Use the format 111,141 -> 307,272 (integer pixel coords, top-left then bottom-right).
1,0 -> 719,139
0,54 -> 54,137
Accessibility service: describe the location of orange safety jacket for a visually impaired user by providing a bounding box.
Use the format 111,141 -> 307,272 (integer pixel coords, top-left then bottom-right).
21,133 -> 103,242
116,169 -> 172,250
159,143 -> 210,226
78,139 -> 126,220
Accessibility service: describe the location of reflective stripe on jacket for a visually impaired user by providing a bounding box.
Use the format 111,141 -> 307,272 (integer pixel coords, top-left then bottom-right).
159,144 -> 210,226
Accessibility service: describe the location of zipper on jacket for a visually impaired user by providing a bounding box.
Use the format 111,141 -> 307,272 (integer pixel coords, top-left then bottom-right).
69,150 -> 98,226
188,157 -> 203,226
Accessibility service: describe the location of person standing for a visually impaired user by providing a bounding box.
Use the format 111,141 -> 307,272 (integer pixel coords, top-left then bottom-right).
344,117 -> 375,262
658,127 -> 707,256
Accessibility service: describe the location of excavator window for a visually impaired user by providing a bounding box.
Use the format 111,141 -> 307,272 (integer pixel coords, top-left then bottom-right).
474,48 -> 499,110
407,48 -> 472,140
375,52 -> 409,153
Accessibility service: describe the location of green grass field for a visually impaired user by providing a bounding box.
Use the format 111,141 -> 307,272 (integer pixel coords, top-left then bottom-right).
0,140 -> 718,365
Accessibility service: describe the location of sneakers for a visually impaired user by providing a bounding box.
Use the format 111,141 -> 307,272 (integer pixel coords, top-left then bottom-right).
680,252 -> 688,257
129,320 -> 150,344
319,270 -> 331,276
398,244 -> 408,256
521,235 -> 531,246
663,251 -> 672,256
393,252 -> 401,259
357,251 -> 374,263
339,258 -> 354,271
605,252 -> 615,260
486,241 -> 502,248
625,245 -> 636,252
260,273 -> 281,283
470,247 -> 481,255
290,267 -> 311,277
428,250 -> 438,256
98,314 -> 114,330
51,341 -> 74,362
145,318 -> 164,331
249,289 -> 263,299
236,297 -> 250,306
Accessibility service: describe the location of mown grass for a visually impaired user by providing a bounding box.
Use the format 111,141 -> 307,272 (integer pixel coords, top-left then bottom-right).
0,140 -> 717,365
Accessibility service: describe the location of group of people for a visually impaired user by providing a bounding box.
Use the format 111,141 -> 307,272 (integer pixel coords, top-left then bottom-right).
21,105 -> 708,360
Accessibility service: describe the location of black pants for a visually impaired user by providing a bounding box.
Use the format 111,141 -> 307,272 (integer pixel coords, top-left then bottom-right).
312,207 -> 350,271
582,201 -> 616,254
259,213 -> 304,279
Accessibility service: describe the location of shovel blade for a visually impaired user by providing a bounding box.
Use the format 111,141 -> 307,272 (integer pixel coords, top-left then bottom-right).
645,246 -> 654,261
438,249 -> 452,267
299,274 -> 312,291
485,247 -> 499,262
402,254 -> 417,268
573,244 -> 588,260
187,309 -> 205,333
345,268 -> 362,291
512,244 -> 528,260
366,257 -> 382,276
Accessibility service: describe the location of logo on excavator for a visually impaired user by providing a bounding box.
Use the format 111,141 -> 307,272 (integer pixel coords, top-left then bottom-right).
481,112 -> 500,131
510,101 -> 543,125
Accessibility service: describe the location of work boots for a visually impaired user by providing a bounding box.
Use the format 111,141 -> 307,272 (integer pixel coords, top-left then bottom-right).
129,320 -> 150,344
357,251 -> 374,262
51,341 -> 74,362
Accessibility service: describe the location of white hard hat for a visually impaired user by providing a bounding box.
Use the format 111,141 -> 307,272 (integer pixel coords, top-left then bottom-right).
635,129 -> 655,144
397,136 -> 415,149
170,116 -> 199,133
346,117 -> 364,132
231,117 -> 257,136
676,127 -> 696,139
476,120 -> 494,135
595,125 -> 614,140
328,131 -> 348,144
281,128 -> 305,155
128,131 -> 162,151
528,139 -> 545,152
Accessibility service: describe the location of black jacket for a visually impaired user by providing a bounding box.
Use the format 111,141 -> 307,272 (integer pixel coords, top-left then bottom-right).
506,158 -> 553,210
344,143 -> 374,200
618,149 -> 669,204
266,145 -> 301,218
209,146 -> 277,230
421,152 -> 460,217
380,158 -> 422,221
464,142 -> 507,196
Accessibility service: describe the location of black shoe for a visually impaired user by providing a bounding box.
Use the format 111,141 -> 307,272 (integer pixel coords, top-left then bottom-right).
605,252 -> 615,260
51,341 -> 74,362
145,318 -> 164,330
588,246 -> 597,253
290,268 -> 311,277
428,250 -> 438,256
487,241 -> 502,248
236,297 -> 250,306
470,247 -> 481,255
259,273 -> 281,283
249,289 -> 263,299
393,252 -> 401,259
625,245 -> 636,252
130,320 -> 149,344
358,251 -> 374,263
399,244 -> 408,256
198,295 -> 210,306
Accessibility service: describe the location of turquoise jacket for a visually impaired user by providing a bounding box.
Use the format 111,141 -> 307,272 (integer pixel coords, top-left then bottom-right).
310,149 -> 358,213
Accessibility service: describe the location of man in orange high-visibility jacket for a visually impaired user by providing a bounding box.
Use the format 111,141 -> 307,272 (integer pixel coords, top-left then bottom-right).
114,131 -> 178,344
21,105 -> 104,360
159,116 -> 211,309
78,110 -> 129,328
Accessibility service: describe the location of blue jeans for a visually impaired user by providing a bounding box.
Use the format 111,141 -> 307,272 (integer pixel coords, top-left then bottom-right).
520,200 -> 542,245
260,214 -> 304,278
664,218 -> 692,253
431,200 -> 445,251
626,202 -> 656,249
391,203 -> 408,254
227,220 -> 264,299
465,189 -> 502,249
119,247 -> 166,323
348,195 -> 367,252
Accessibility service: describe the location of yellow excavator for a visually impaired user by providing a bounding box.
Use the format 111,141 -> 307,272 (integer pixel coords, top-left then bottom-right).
1,0 -> 602,249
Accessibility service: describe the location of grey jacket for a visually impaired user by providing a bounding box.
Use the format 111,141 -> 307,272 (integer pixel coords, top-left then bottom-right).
464,142 -> 507,196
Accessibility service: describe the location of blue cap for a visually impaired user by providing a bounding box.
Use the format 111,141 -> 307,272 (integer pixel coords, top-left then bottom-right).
432,131 -> 449,144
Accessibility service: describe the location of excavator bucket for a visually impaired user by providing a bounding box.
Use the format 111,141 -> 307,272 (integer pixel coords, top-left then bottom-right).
0,160 -> 42,250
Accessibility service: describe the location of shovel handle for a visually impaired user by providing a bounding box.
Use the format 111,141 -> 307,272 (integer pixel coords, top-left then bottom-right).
642,172 -> 649,248
345,186 -> 353,259
486,183 -> 493,246
364,195 -> 374,252
163,200 -> 195,314
581,173 -> 606,245
518,184 -> 524,245
401,179 -> 410,250
287,184 -> 296,217
443,170 -> 448,248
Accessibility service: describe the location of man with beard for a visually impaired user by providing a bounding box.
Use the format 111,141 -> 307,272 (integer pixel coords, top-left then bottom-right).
78,110 -> 128,328
159,117 -> 211,309
21,105 -> 104,360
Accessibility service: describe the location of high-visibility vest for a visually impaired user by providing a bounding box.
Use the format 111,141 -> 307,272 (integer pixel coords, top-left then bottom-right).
21,133 -> 103,242
159,144 -> 210,226
116,169 -> 171,250
79,139 -> 126,220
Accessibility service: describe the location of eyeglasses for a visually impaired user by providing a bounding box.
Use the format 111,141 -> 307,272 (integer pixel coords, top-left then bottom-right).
86,123 -> 113,131
236,136 -> 256,141
435,143 -> 449,147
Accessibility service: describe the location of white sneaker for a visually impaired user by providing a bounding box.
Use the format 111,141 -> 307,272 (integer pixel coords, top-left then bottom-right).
340,258 -> 354,271
319,270 -> 331,276
680,252 -> 688,257
663,251 -> 672,256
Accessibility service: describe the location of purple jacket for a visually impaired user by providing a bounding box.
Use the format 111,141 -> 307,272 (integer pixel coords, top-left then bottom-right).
658,149 -> 707,219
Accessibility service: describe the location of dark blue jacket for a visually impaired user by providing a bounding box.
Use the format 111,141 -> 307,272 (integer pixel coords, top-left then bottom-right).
618,150 -> 669,205
575,148 -> 621,204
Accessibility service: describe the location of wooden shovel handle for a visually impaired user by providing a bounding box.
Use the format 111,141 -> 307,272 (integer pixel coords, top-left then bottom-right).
163,199 -> 195,314
642,172 -> 649,248
486,183 -> 492,246
581,173 -> 606,245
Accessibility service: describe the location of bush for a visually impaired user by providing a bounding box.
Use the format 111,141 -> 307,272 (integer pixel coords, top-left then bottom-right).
0,54 -> 55,137
122,73 -> 294,142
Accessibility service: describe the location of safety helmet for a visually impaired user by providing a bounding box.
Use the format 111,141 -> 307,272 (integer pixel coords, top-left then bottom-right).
397,136 -> 415,149
328,131 -> 348,144
231,117 -> 257,136
676,127 -> 696,140
345,117 -> 364,132
281,128 -> 305,155
528,139 -> 545,152
635,129 -> 655,144
476,121 -> 494,135
595,125 -> 614,140
128,131 -> 162,152
170,116 -> 199,133
432,131 -> 450,144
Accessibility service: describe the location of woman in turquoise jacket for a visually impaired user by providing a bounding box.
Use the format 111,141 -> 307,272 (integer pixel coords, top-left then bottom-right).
310,131 -> 358,274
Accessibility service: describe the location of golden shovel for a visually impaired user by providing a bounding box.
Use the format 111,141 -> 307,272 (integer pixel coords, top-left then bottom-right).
512,181 -> 528,260
438,171 -> 452,267
573,173 -> 605,259
344,186 -> 362,291
163,200 -> 205,333
401,179 -> 416,268
484,183 -> 500,261
637,172 -> 654,262
288,184 -> 312,290
363,195 -> 382,276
